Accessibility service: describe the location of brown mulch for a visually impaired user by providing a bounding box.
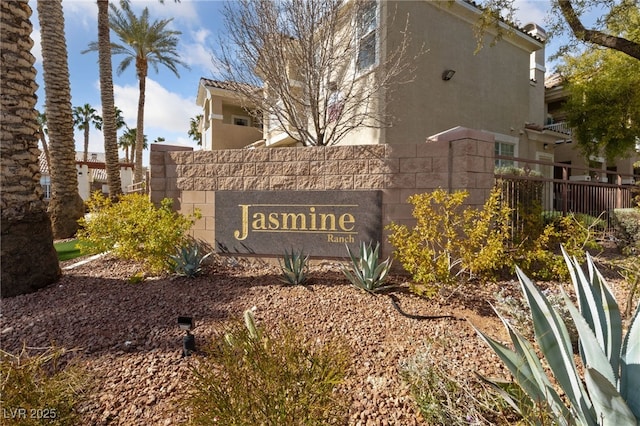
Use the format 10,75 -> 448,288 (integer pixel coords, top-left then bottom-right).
0,249 -> 633,425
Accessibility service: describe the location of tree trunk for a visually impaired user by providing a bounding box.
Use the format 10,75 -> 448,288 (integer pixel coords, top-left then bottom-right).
37,0 -> 84,239
98,0 -> 123,198
134,66 -> 147,184
83,125 -> 89,162
1,0 -> 61,297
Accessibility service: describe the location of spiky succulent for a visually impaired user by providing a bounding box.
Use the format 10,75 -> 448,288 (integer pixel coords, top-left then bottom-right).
279,248 -> 309,285
341,241 -> 393,294
475,248 -> 640,425
170,241 -> 212,277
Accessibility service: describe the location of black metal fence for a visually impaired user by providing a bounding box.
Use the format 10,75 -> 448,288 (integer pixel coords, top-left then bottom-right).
495,156 -> 639,234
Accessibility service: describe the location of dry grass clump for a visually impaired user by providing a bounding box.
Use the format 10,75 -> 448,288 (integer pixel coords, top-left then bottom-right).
0,345 -> 89,425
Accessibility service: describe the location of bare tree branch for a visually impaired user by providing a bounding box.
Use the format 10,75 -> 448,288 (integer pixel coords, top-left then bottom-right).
216,0 -> 416,146
557,0 -> 640,60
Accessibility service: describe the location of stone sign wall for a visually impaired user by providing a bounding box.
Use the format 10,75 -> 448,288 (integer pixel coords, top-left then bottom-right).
149,127 -> 495,258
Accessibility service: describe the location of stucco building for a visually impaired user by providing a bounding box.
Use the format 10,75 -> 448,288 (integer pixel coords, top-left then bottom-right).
194,0 -> 640,184
195,79 -> 263,151
196,1 -> 554,164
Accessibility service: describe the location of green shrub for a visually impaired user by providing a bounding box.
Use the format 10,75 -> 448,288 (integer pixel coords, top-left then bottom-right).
387,187 -> 511,297
170,238 -> 212,277
496,172 -> 545,245
476,249 -> 640,425
388,185 -> 601,295
187,310 -> 350,425
515,213 -> 601,281
612,208 -> 640,255
613,257 -> 640,320
341,241 -> 393,294
77,192 -> 200,274
279,248 -> 309,285
0,346 -> 88,425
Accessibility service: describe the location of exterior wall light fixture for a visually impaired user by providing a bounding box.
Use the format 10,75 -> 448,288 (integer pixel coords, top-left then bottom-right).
442,69 -> 456,81
178,316 -> 196,357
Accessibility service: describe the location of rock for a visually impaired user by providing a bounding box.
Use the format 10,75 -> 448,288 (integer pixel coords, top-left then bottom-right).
0,253 -> 582,425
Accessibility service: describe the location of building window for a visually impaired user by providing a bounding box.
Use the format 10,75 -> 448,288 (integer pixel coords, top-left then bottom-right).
232,115 -> 250,127
40,175 -> 51,200
356,1 -> 378,72
327,82 -> 344,122
495,142 -> 515,167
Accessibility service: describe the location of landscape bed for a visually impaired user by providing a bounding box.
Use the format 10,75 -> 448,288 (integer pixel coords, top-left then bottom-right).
0,251 -> 632,425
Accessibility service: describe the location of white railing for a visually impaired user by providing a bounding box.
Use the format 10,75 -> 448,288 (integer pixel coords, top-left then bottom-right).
126,181 -> 146,194
543,121 -> 572,135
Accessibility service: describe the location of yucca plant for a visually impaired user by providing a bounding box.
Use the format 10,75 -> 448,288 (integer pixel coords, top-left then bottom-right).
475,247 -> 640,425
170,240 -> 212,277
279,248 -> 309,285
341,241 -> 394,294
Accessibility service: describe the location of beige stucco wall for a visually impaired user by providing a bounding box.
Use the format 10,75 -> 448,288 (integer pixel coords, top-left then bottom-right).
377,1 -> 544,147
150,127 -> 496,258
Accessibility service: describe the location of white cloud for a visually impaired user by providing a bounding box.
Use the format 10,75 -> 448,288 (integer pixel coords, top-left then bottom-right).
192,28 -> 210,45
114,77 -> 200,136
62,1 -> 98,31
136,0 -> 200,23
182,34 -> 218,73
513,0 -> 550,28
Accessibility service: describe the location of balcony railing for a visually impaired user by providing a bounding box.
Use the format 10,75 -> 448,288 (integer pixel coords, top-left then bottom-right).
543,121 -> 572,135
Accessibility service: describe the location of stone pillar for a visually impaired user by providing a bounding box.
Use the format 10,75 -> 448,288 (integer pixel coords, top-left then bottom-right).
426,126 -> 495,207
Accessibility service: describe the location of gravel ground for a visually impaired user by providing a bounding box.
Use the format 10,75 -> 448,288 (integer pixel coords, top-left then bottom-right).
0,251 -> 631,425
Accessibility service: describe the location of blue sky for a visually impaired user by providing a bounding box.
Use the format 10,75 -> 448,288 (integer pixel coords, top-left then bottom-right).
30,0 -> 560,166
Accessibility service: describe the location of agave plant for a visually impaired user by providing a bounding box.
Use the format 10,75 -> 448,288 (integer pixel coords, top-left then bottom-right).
279,248 -> 309,285
475,248 -> 640,425
170,241 -> 212,277
341,241 -> 393,294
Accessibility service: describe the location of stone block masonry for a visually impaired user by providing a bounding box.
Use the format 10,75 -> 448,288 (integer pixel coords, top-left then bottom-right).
150,127 -> 495,258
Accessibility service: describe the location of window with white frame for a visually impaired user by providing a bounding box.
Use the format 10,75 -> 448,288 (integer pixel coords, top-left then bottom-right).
356,1 -> 378,72
232,115 -> 250,127
495,141 -> 515,167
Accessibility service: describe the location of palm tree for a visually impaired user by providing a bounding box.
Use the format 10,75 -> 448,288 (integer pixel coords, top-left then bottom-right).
1,0 -> 61,297
113,106 -> 127,132
95,106 -> 127,135
37,0 -> 84,238
73,103 -> 102,162
118,127 -> 135,163
118,127 -> 148,164
86,2 -> 188,183
91,0 -> 122,198
188,114 -> 203,146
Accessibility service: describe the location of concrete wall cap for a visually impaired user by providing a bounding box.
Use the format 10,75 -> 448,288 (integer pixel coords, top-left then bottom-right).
426,126 -> 495,143
150,144 -> 194,152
